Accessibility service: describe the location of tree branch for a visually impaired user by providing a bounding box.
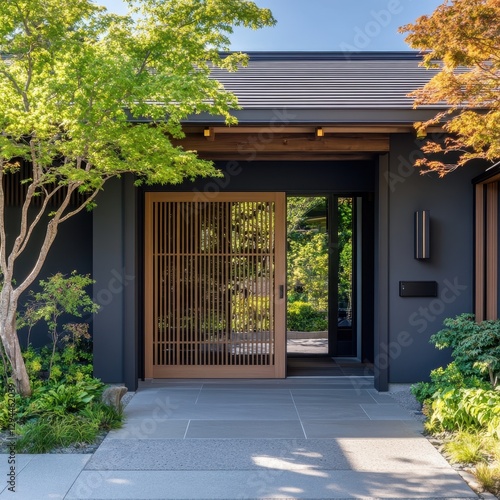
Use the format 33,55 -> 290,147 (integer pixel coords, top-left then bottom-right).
12,184 -> 78,300
15,184 -> 64,258
59,185 -> 102,223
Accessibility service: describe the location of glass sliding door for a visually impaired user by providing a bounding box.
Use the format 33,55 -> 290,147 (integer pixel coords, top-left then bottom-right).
286,195 -> 358,358
286,196 -> 329,355
331,196 -> 356,357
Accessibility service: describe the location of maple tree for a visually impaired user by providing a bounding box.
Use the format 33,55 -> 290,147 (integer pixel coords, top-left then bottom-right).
0,0 -> 275,396
400,0 -> 500,176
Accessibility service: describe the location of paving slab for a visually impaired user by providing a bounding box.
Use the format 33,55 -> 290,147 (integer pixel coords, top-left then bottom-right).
126,388 -> 201,406
294,402 -> 371,420
291,389 -> 378,403
125,402 -> 300,420
185,419 -> 306,438
301,420 -> 423,438
195,388 -> 294,405
105,419 -> 189,439
85,438 -> 351,471
0,453 -> 35,495
0,454 -> 91,500
336,437 -> 452,471
360,404 -> 415,420
66,469 -> 478,499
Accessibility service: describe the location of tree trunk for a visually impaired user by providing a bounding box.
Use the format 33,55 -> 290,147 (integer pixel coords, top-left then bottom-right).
0,285 -> 32,397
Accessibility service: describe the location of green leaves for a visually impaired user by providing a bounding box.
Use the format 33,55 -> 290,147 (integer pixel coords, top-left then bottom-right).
0,0 -> 276,197
287,301 -> 328,332
427,387 -> 500,438
22,271 -> 98,333
430,313 -> 500,386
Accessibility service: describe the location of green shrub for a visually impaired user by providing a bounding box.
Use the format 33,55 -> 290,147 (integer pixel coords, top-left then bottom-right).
426,387 -> 500,437
3,383 -> 123,452
431,313 -> 500,387
0,272 -> 124,452
287,301 -> 328,332
19,271 -> 98,380
411,362 -> 488,405
29,379 -> 104,418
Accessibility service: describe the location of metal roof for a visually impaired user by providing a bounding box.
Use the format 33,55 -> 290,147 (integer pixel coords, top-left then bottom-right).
211,52 -> 440,110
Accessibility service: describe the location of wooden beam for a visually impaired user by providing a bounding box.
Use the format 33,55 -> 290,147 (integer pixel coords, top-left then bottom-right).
194,152 -> 374,161
181,125 -> 419,135
174,133 -> 390,154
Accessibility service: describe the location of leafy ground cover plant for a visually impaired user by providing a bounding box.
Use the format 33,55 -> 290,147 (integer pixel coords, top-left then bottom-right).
411,362 -> 489,405
412,313 -> 500,496
0,272 -> 123,452
430,313 -> 500,387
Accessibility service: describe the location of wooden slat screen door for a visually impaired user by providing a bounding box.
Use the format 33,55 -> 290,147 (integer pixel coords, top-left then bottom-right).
145,192 -> 286,378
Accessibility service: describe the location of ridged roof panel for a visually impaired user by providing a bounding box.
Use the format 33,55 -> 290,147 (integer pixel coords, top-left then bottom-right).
211,54 -> 442,109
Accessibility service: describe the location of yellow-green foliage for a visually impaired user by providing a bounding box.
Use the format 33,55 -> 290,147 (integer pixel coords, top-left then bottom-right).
427,387 -> 500,437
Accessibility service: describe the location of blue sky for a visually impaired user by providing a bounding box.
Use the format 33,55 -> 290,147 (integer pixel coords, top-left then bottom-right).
98,0 -> 444,51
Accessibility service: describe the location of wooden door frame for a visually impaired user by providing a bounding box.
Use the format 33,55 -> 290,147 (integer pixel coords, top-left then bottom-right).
475,179 -> 499,322
144,191 -> 286,379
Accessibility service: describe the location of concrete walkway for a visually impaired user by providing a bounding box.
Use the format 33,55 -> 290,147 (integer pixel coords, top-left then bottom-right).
0,378 -> 480,499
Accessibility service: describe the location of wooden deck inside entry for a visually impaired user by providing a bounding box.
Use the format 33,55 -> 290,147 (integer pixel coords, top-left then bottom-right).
145,192 -> 286,378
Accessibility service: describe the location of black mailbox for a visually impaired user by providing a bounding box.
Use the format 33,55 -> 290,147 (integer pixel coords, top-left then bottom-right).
399,281 -> 438,298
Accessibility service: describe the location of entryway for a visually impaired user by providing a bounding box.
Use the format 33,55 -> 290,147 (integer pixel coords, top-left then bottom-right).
144,189 -> 374,379
286,195 -> 373,376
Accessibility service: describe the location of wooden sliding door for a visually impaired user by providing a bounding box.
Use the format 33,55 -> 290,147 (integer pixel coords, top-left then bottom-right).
144,192 -> 286,378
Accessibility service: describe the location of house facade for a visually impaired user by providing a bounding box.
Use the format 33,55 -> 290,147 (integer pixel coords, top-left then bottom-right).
17,52 -> 495,391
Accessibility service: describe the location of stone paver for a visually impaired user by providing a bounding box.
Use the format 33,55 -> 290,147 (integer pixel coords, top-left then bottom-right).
0,378 -> 480,500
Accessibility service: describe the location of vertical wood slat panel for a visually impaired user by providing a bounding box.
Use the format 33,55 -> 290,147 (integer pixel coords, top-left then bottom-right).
486,183 -> 498,320
217,202 -> 221,365
145,192 -> 285,378
476,186 -> 483,322
177,202 -> 181,365
269,197 -> 275,361
274,193 -> 286,376
194,203 -> 199,366
166,203 -> 171,365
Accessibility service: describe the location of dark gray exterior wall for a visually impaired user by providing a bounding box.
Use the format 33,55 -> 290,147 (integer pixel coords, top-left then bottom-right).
92,176 -> 138,389
6,207 -> 92,347
383,134 -> 484,385
88,139 -> 487,390
374,154 -> 390,391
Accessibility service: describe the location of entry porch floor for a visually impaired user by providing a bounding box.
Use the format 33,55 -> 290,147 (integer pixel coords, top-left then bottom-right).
46,378 -> 480,500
